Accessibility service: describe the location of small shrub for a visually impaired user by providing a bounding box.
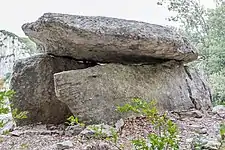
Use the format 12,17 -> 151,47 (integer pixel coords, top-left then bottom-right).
219,123 -> 225,149
89,125 -> 124,150
109,128 -> 119,144
132,139 -> 149,150
2,130 -> 10,135
88,124 -> 108,139
0,88 -> 28,131
0,120 -> 6,128
20,143 -> 29,149
66,115 -> 85,127
12,108 -> 28,120
220,123 -> 225,140
0,137 -> 3,143
0,90 -> 15,128
117,98 -> 179,150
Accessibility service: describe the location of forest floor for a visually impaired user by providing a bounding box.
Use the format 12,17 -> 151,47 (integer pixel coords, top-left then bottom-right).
0,109 -> 224,150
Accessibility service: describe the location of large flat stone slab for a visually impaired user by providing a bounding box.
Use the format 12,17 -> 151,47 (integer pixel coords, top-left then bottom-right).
54,62 -> 211,125
22,13 -> 198,64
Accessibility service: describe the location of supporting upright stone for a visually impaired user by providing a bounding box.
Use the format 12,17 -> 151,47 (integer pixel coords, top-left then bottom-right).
10,54 -> 95,125
54,62 -> 212,125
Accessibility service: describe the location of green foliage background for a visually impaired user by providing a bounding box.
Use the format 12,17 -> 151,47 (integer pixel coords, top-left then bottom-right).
157,0 -> 225,105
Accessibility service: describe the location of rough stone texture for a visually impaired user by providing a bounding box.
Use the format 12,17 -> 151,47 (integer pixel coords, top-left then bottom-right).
54,62 -> 212,125
10,54 -> 95,125
65,125 -> 84,136
212,105 -> 225,118
22,13 -> 198,64
84,141 -> 117,150
56,140 -> 73,150
184,67 -> 212,111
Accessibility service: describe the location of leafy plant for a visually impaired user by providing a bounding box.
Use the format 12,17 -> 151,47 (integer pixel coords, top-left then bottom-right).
0,90 -> 15,128
2,130 -> 10,135
66,115 -> 85,127
12,108 -> 28,120
109,128 -> 119,144
117,98 -> 179,150
20,143 -> 29,150
0,87 -> 28,131
89,125 -> 124,150
88,124 -> 108,139
0,120 -> 6,128
132,138 -> 149,150
219,123 -> 225,149
220,123 -> 225,141
0,137 -> 3,143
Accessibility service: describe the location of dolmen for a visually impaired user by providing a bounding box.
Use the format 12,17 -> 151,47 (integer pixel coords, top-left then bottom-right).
10,13 -> 212,125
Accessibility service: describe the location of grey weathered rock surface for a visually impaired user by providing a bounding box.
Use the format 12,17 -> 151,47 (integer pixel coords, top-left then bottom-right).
65,125 -> 84,136
56,140 -> 73,150
212,105 -> 225,118
10,54 -> 95,125
54,62 -> 212,124
184,67 -> 212,111
22,13 -> 197,64
84,141 -> 117,150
